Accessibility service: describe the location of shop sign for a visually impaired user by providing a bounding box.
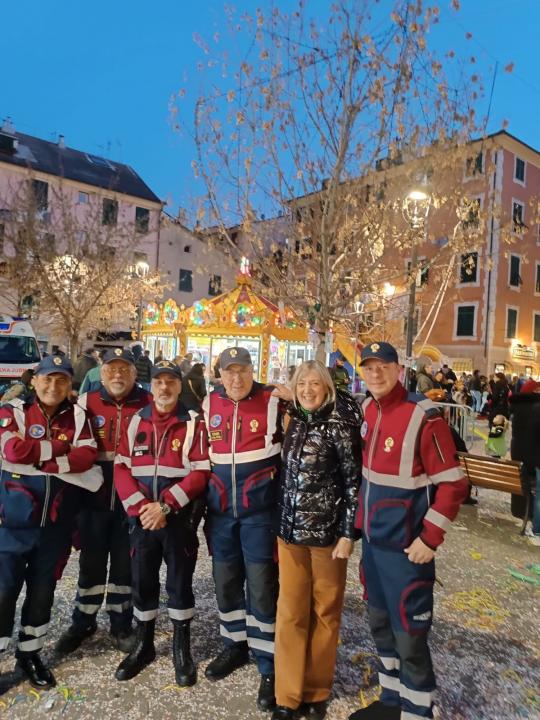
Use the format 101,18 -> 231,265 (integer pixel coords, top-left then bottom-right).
511,345 -> 536,361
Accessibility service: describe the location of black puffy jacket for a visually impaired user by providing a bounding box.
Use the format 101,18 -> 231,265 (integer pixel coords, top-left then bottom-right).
278,391 -> 362,546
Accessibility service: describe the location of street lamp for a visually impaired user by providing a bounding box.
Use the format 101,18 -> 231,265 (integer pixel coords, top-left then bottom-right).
133,260 -> 150,341
351,299 -> 365,393
402,189 -> 431,389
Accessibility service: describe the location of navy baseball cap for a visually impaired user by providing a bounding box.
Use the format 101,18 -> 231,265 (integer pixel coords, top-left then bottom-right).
151,360 -> 182,380
360,341 -> 399,366
219,347 -> 252,370
34,355 -> 74,377
103,347 -> 135,365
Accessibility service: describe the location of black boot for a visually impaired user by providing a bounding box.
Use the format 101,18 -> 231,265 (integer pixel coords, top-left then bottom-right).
257,673 -> 276,711
115,620 -> 156,681
110,626 -> 137,654
55,622 -> 97,654
172,620 -> 197,687
204,642 -> 250,680
16,653 -> 56,690
302,701 -> 327,719
272,707 -> 296,720
349,701 -> 401,720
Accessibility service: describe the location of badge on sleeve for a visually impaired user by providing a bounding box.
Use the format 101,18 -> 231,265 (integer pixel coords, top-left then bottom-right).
29,424 -> 46,439
360,420 -> 368,438
58,433 -> 68,441
171,438 -> 181,451
210,414 -> 222,428
250,419 -> 259,433
0,417 -> 12,427
92,415 -> 106,429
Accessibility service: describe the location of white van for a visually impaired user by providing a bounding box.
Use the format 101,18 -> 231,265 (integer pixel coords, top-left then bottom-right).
0,315 -> 41,396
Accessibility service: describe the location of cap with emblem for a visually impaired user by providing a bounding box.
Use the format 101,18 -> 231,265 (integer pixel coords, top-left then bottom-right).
34,355 -> 74,377
151,360 -> 183,380
103,347 -> 135,365
219,346 -> 253,370
360,341 -> 399,366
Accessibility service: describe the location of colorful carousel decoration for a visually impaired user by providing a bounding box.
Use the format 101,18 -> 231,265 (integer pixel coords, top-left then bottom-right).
142,273 -> 311,382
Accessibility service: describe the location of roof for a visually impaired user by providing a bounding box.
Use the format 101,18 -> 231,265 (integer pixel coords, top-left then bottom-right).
0,130 -> 161,204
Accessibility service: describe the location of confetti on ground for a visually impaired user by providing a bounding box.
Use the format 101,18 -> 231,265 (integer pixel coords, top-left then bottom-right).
469,550 -> 483,560
442,588 -> 510,631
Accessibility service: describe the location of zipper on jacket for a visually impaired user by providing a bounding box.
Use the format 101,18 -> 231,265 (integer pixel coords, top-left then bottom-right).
231,402 -> 239,518
152,425 -> 170,501
40,416 -> 53,528
364,401 -> 382,542
110,404 -> 123,511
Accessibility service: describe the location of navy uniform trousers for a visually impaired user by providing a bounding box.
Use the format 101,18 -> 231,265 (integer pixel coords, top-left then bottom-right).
72,501 -> 132,633
129,514 -> 199,623
0,524 -> 71,655
208,509 -> 279,675
363,540 -> 437,720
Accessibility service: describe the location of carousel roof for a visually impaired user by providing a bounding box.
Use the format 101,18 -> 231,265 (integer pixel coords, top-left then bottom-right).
143,273 -> 307,342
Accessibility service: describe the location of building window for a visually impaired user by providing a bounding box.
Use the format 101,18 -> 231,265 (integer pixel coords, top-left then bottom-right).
179,268 -> 193,292
509,255 -> 521,288
183,244 -> 192,253
78,191 -> 89,204
135,207 -> 150,233
208,274 -> 222,296
512,201 -> 525,232
506,307 -> 518,339
514,157 -> 526,184
534,314 -> 540,343
460,252 -> 478,284
462,198 -> 481,232
536,263 -> 540,294
102,198 -> 118,226
456,305 -> 476,337
32,179 -> 48,212
407,260 -> 429,287
86,153 -> 115,171
465,151 -> 483,177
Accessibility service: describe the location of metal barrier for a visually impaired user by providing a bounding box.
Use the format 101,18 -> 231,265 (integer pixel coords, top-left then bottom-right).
433,402 -> 476,447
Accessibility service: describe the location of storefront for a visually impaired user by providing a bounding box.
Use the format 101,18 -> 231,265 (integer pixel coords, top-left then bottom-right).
142,274 -> 312,382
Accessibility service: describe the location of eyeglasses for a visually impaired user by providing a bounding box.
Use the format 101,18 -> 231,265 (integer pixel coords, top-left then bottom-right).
103,364 -> 132,377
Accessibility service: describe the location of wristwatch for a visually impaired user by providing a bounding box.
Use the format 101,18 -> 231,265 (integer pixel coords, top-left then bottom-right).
159,501 -> 171,516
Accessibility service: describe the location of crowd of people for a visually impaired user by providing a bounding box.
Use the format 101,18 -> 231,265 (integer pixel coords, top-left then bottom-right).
0,340 -> 537,720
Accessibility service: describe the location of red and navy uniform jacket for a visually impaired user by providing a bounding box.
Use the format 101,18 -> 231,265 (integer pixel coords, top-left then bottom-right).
202,382 -> 284,518
78,385 -> 151,511
355,382 -> 468,551
114,401 -> 211,518
0,397 -> 101,529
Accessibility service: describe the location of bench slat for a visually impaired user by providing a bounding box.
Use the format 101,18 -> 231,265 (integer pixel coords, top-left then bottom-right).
457,452 -> 523,496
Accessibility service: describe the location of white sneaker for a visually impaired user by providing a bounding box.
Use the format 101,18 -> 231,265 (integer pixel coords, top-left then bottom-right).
524,526 -> 540,546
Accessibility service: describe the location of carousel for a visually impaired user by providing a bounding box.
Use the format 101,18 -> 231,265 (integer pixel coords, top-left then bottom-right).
142,272 -> 312,382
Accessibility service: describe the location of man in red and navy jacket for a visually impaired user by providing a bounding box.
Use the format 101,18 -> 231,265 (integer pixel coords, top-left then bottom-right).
113,360 -> 210,687
56,347 -> 151,656
349,342 -> 468,720
0,355 -> 101,689
202,346 -> 290,714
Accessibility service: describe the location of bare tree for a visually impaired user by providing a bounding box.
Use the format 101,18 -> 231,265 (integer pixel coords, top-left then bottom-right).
0,180 -> 167,355
175,0 -> 493,353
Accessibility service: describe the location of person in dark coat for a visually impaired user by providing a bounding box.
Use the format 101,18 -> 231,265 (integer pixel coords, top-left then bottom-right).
510,380 -> 540,544
489,372 -> 510,427
72,348 -> 98,391
273,361 -> 361,720
180,363 -> 207,411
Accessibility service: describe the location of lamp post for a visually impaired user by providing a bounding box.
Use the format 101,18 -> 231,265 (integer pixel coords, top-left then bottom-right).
402,189 -> 431,389
134,260 -> 150,341
351,299 -> 364,392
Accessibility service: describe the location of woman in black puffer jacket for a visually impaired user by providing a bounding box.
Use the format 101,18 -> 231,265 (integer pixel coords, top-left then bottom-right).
272,361 -> 362,720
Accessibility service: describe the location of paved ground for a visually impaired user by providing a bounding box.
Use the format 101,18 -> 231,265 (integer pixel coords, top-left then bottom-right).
0,487 -> 539,720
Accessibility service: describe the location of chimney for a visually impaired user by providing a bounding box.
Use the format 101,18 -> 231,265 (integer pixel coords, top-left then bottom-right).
58,134 -> 65,149
1,116 -> 15,134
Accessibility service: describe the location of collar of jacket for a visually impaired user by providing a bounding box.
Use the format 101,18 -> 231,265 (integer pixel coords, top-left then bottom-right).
215,380 -> 266,401
289,399 -> 335,423
98,384 -> 147,406
138,400 -> 191,421
370,380 -> 407,409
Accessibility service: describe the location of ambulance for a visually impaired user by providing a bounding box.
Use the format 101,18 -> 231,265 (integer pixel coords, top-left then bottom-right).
0,315 -> 41,398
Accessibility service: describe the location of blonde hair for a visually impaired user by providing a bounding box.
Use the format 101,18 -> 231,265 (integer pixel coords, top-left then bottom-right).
290,360 -> 336,410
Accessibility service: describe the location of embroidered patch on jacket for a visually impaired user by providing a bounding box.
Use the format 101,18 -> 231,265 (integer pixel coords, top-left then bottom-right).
360,420 -> 368,438
29,424 -> 46,439
92,415 -> 106,428
210,414 -> 222,428
210,430 -> 223,441
0,417 -> 12,427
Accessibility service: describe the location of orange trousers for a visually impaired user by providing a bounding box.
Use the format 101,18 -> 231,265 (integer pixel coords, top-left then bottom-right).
274,538 -> 348,709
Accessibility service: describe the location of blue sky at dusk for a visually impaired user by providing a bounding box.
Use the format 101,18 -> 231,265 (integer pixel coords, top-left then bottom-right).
2,1 -> 540,213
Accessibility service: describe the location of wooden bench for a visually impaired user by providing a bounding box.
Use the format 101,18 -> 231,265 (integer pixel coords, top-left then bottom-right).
457,452 -> 531,535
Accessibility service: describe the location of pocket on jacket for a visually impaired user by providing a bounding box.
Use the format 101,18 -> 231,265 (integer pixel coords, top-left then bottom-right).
242,466 -> 277,510
367,498 -> 413,550
0,480 -> 41,527
207,473 -> 228,513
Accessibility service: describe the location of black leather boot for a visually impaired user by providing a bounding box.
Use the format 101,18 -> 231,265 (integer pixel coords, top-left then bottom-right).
204,642 -> 250,680
16,653 -> 56,689
55,622 -> 97,654
172,620 -> 197,687
349,701 -> 401,720
257,673 -> 276,711
115,620 -> 156,681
